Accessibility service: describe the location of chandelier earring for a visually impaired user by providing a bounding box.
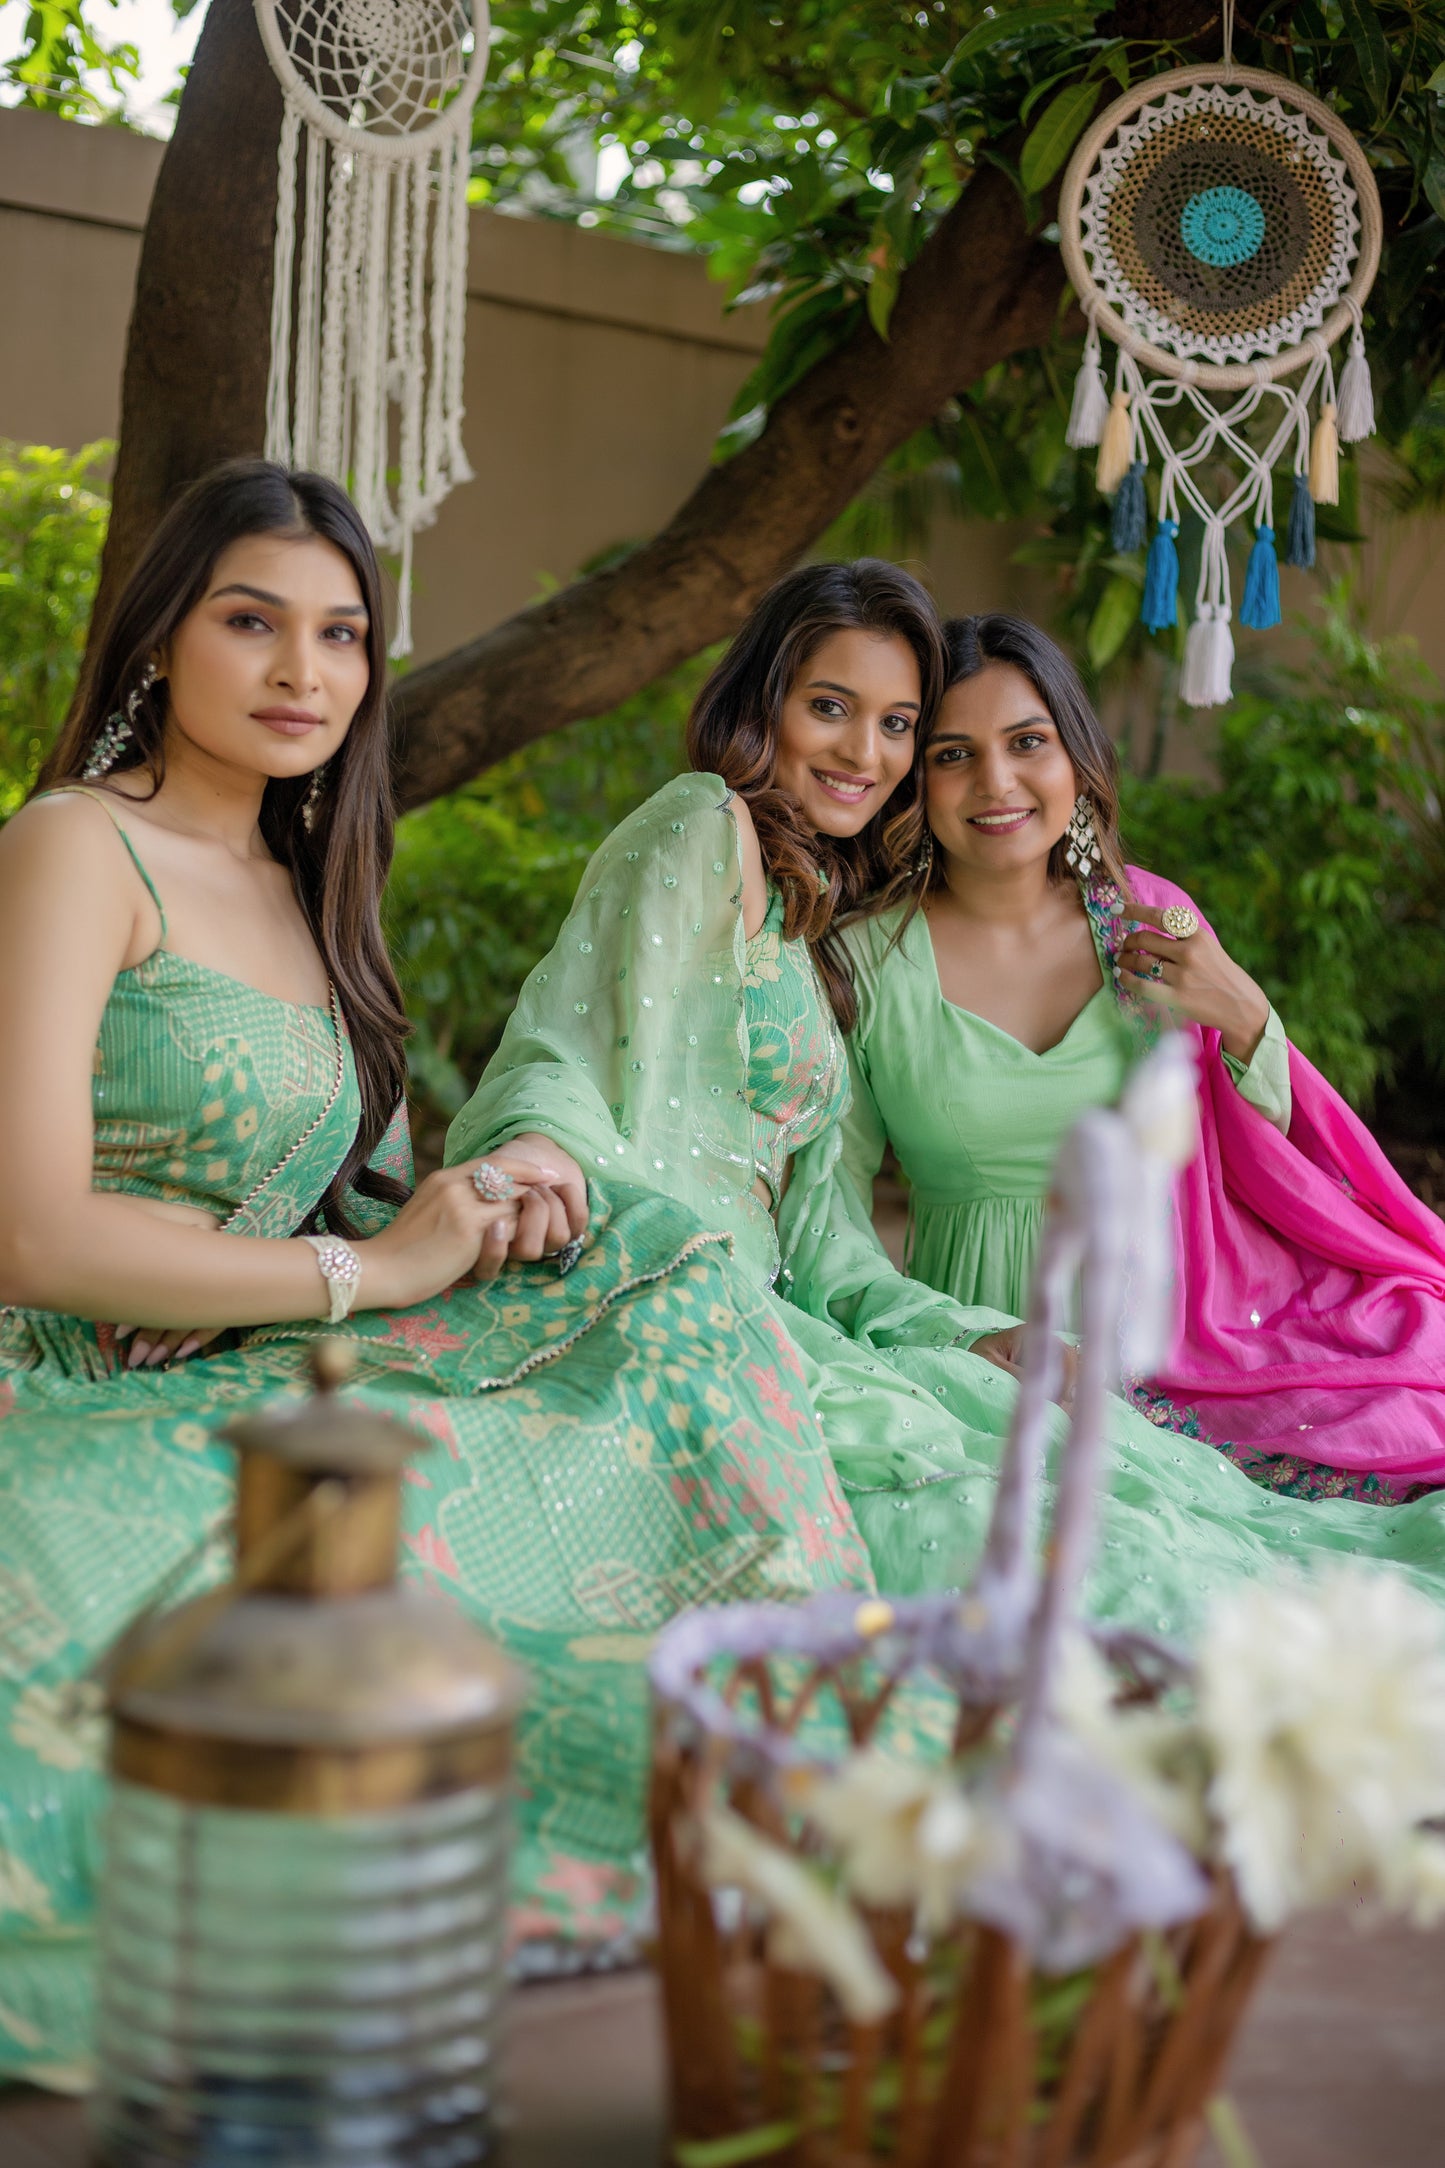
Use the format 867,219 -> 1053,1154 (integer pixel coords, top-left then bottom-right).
1063,793 -> 1102,885
912,827 -> 934,883
84,660 -> 157,780
302,763 -> 329,834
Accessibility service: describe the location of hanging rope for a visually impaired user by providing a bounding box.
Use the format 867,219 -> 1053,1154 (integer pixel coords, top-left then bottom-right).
255,0 -> 492,658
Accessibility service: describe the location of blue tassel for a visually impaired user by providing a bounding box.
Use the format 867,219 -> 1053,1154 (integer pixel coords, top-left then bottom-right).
1110,459 -> 1148,551
1140,518 -> 1180,633
1284,472 -> 1315,570
1239,523 -> 1282,630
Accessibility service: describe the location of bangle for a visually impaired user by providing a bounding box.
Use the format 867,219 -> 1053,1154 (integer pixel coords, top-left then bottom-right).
302,1234 -> 362,1324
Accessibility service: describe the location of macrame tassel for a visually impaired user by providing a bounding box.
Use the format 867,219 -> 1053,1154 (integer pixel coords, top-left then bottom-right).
1066,328 -> 1109,449
1239,525 -> 1281,630
1096,390 -> 1133,495
1140,519 -> 1180,633
1309,401 -> 1340,507
1336,325 -> 1376,444
1181,604 -> 1234,709
1284,471 -> 1316,570
1110,460 -> 1148,551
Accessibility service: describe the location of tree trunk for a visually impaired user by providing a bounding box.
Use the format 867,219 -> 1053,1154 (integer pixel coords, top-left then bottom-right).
89,0 -> 280,643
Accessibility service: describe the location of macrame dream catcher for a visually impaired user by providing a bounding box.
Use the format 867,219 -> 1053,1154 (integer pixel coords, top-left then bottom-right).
1059,42 -> 1382,706
255,0 -> 491,655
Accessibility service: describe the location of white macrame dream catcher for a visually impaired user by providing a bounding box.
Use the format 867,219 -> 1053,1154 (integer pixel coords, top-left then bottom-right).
1059,48 -> 1382,706
255,0 -> 491,656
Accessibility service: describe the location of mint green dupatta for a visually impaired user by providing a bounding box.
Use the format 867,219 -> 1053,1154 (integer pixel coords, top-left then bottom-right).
446,774 -> 1018,1362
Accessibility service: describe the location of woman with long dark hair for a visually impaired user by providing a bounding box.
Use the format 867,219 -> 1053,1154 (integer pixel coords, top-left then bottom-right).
0,463 -> 866,2084
839,610 -> 1445,1504
451,566 -> 1445,1678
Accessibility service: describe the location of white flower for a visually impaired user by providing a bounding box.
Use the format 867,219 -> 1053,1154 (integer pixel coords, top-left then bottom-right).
700,1805 -> 898,2024
1053,1634 -> 1210,1854
10,1681 -> 106,1773
800,1750 -> 990,1934
1197,1566 -> 1445,1932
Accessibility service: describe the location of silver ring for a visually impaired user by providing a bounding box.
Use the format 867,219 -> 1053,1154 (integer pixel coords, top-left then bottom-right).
1161,905 -> 1199,941
1147,958 -> 1165,982
471,1160 -> 517,1203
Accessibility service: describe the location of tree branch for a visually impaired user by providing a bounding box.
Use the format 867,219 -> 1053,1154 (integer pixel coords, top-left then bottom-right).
392,161 -> 1068,806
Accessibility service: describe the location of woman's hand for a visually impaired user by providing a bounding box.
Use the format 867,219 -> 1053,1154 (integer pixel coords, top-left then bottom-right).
1115,905 -> 1270,1063
359,1154 -> 565,1310
493,1134 -> 589,1261
972,1328 -> 1079,1411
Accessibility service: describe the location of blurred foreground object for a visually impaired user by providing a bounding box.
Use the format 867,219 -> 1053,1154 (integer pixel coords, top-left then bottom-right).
92,1338 -> 523,2167
648,1039 -> 1445,2166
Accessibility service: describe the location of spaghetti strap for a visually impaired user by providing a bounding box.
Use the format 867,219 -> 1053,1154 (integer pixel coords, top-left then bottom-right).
35,786 -> 169,940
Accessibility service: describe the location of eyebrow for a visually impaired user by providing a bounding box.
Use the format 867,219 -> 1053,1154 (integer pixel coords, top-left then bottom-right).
931,713 -> 1055,743
806,678 -> 920,712
211,582 -> 368,616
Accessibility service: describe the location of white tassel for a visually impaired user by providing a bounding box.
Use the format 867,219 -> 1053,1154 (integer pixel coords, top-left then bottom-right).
1336,321 -> 1375,443
1066,324 -> 1109,449
1180,603 -> 1234,709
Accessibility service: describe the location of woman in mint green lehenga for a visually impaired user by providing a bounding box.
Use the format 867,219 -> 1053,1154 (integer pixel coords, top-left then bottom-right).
0,464 -> 864,2088
839,613 -> 1445,1501
448,563 -> 1445,1697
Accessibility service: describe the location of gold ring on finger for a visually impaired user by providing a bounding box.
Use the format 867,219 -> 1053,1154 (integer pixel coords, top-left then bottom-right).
1161,905 -> 1199,941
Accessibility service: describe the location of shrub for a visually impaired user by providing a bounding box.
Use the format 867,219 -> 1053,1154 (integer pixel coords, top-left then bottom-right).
0,441 -> 111,811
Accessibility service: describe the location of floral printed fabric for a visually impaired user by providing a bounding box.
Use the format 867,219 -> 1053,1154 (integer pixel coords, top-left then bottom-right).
744,887 -> 851,1205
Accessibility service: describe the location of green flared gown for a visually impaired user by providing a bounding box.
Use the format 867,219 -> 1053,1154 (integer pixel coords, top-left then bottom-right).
0,793 -> 868,2088
838,902 -> 1289,1320
449,773 -> 1445,1681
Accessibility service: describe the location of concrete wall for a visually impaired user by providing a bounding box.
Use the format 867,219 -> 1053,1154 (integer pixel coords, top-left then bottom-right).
2,103 -> 1440,705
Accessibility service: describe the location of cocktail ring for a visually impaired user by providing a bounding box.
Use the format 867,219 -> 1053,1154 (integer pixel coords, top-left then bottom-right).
1147,958 -> 1166,981
1161,905 -> 1199,941
471,1160 -> 517,1203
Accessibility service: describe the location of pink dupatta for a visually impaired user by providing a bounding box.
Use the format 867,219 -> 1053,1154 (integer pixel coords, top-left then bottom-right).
1111,868 -> 1445,1488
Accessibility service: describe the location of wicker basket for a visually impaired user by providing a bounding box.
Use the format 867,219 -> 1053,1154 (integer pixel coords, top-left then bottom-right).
649,1597 -> 1270,2168
649,1065 -> 1271,2167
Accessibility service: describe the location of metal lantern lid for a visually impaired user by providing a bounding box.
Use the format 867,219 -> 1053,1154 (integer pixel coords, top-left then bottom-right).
105,1339 -> 523,1812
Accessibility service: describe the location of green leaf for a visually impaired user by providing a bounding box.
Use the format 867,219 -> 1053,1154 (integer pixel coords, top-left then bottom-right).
1425,156 -> 1445,223
1087,571 -> 1139,670
673,2124 -> 803,2168
867,253 -> 901,340
1339,0 -> 1392,119
1019,80 -> 1101,196
1427,62 -> 1445,94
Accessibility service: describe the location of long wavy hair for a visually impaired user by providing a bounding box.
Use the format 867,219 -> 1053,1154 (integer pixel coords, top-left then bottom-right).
39,458 -> 410,1235
929,613 -> 1131,896
686,559 -> 946,1029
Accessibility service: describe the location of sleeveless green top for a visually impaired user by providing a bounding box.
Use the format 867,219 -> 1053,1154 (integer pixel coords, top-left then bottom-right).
44,790 -> 360,1238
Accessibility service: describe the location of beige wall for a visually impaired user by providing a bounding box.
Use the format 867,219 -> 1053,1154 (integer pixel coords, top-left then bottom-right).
2,103 -> 1440,703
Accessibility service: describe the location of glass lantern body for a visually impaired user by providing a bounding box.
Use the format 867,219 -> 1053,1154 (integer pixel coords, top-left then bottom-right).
90,1349 -> 523,2168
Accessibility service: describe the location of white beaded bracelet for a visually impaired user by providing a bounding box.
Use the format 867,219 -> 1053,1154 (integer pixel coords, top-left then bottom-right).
302,1233 -> 363,1325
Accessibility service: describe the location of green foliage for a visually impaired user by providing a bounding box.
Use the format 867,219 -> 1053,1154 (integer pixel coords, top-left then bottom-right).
0,441 -> 111,814
1121,590 -> 1445,1110
4,0 -> 140,118
386,649 -> 714,1124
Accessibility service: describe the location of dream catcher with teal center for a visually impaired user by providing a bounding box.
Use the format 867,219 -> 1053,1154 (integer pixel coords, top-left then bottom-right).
1058,44 -> 1381,706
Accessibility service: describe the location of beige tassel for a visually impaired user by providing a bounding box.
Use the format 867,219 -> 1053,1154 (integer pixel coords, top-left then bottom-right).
1308,401 -> 1339,508
1095,390 -> 1133,495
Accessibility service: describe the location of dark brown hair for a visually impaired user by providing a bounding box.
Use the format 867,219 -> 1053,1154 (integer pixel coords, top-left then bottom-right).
686,558 -> 946,1029
931,613 -> 1131,895
39,457 -> 409,1234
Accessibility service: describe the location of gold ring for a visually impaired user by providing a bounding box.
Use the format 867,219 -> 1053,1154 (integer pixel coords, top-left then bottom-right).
1161,905 -> 1199,941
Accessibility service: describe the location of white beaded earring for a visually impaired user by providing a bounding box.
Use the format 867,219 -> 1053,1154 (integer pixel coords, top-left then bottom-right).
84,661 -> 157,780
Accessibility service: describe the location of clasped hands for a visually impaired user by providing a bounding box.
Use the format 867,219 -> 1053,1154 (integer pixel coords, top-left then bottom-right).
116,1131 -> 590,1368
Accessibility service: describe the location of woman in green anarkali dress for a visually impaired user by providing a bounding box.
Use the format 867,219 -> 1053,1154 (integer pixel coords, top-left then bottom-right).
0,465 -> 864,2088
838,611 -> 1445,1502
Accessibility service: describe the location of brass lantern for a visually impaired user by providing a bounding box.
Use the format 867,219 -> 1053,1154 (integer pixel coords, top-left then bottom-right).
91,1341 -> 523,2167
